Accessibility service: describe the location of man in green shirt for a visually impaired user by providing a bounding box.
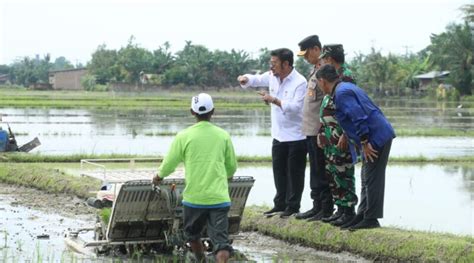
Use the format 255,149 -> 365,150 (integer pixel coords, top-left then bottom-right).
153,93 -> 237,263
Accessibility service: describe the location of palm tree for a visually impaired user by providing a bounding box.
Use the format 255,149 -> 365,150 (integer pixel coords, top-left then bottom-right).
460,4 -> 474,23
427,22 -> 473,95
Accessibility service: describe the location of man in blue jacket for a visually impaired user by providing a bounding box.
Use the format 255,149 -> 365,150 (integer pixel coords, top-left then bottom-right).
315,64 -> 395,230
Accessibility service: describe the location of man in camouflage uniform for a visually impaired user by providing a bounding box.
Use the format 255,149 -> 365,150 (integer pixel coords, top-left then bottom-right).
316,44 -> 358,227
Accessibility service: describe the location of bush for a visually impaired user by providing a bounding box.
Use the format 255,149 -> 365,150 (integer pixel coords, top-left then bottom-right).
171,83 -> 187,91
81,74 -> 109,92
461,95 -> 474,102
81,74 -> 97,91
446,88 -> 460,100
94,84 -> 108,92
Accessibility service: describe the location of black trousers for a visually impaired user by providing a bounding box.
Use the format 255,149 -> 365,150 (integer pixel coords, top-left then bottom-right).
357,139 -> 392,219
306,136 -> 332,208
272,139 -> 307,211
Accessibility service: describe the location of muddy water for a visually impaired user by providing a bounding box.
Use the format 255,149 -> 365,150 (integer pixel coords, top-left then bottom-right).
0,185 -> 94,262
2,108 -> 473,157
0,184 -> 367,262
239,163 -> 474,236
71,162 -> 473,235
234,232 -> 369,263
1,164 -> 471,261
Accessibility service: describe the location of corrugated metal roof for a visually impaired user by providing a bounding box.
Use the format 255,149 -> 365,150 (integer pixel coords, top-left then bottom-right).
48,67 -> 87,73
414,71 -> 450,79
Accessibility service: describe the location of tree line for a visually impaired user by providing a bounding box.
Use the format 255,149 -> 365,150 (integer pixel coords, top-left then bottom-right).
0,4 -> 472,96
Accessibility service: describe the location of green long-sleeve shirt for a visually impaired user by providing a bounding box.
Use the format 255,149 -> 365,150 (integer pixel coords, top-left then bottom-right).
158,121 -> 237,205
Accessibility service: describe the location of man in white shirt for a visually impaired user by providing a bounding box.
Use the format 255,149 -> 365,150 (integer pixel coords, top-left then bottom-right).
237,48 -> 307,218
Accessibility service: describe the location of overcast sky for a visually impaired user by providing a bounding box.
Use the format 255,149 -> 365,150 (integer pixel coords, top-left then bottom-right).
0,0 -> 469,65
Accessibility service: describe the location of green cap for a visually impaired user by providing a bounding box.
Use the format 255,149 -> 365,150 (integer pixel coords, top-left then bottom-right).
319,44 -> 344,59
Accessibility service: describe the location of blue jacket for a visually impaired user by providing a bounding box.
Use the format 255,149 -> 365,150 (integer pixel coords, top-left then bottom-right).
333,82 -> 395,163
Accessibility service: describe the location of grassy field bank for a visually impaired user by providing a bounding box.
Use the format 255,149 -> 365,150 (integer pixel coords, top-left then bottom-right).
1,153 -> 473,164
1,87 -> 473,137
0,163 -> 98,198
0,88 -> 264,109
241,207 -> 474,262
0,164 -> 473,262
0,87 -> 473,111
12,128 -> 474,137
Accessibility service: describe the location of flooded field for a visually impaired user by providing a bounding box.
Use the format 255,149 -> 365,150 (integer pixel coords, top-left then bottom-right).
0,185 -> 367,262
240,163 -> 474,236
16,161 -> 474,236
1,163 -> 471,261
0,185 -> 94,262
2,107 -> 473,157
0,100 -> 472,260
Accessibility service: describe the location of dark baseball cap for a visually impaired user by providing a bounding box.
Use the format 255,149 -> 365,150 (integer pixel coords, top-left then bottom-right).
319,44 -> 344,59
297,35 -> 321,56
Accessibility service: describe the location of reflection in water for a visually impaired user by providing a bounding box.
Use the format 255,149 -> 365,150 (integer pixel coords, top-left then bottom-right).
0,196 -> 93,261
12,134 -> 473,158
1,107 -> 473,234
0,189 -> 366,262
237,163 -> 474,236
1,108 -> 472,157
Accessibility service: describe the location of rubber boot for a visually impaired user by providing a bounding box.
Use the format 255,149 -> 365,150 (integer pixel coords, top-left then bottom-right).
332,206 -> 355,226
322,205 -> 343,223
295,201 -> 321,220
308,198 -> 333,221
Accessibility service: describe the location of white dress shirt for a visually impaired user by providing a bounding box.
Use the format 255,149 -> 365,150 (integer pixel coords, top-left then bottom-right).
241,69 -> 307,142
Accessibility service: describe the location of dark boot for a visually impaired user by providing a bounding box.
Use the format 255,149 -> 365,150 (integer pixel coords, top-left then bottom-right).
279,207 -> 299,218
307,199 -> 333,222
263,207 -> 285,216
295,202 -> 320,220
322,205 -> 343,223
340,213 -> 363,229
349,218 -> 380,231
332,206 -> 356,227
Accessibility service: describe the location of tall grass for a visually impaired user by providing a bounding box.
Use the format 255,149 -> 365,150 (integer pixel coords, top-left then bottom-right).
394,127 -> 474,137
0,164 -> 99,198
0,88 -> 266,109
241,206 -> 474,262
1,153 -> 473,164
1,163 -> 472,261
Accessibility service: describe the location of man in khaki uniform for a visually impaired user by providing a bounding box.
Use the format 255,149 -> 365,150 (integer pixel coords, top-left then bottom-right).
295,35 -> 333,220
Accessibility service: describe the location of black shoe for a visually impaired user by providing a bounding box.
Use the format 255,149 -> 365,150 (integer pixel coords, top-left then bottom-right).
307,209 -> 333,222
263,207 -> 285,216
349,218 -> 380,231
332,214 -> 354,227
340,213 -> 363,229
295,208 -> 318,220
279,208 -> 299,218
322,206 -> 344,223
332,207 -> 356,226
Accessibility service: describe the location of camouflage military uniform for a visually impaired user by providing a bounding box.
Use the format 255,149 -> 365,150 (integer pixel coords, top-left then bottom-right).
317,65 -> 357,208
339,64 -> 352,81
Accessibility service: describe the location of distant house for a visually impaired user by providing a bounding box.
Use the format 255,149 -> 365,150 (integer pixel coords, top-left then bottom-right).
48,68 -> 88,90
414,71 -> 450,90
0,74 -> 9,84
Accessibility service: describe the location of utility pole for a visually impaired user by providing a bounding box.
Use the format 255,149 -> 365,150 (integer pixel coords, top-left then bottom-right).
370,39 -> 376,51
402,45 -> 412,57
